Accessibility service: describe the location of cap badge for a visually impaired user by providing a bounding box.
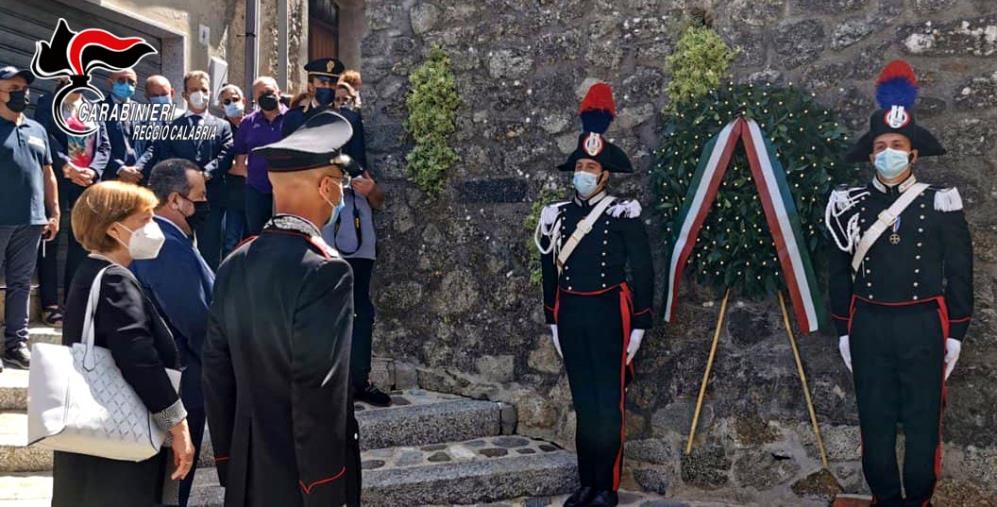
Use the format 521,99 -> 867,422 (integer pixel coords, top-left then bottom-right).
885,105 -> 911,129
327,61 -> 335,73
583,132 -> 604,157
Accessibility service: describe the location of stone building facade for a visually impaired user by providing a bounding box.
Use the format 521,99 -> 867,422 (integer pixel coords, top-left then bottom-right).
360,0 -> 997,504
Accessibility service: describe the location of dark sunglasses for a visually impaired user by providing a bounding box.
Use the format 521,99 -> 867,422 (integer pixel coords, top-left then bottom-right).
221,98 -> 241,105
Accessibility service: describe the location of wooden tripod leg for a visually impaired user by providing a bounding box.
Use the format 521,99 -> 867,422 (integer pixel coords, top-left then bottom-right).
778,292 -> 830,469
685,288 -> 731,455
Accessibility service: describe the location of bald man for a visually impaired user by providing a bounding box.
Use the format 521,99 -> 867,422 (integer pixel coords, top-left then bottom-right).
204,111 -> 361,506
104,68 -> 140,182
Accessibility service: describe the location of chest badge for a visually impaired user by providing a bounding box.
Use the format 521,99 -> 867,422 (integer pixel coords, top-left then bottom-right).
889,216 -> 902,245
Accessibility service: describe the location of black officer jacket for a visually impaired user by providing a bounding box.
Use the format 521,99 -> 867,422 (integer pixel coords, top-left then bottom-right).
827,176 -> 973,340
203,215 -> 358,506
539,191 -> 655,329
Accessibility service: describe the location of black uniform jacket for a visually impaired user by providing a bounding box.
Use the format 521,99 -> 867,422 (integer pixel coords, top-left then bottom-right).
539,191 -> 655,329
203,216 -> 356,507
827,176 -> 973,339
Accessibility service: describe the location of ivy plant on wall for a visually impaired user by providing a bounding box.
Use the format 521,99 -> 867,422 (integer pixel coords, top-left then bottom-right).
404,45 -> 461,195
665,23 -> 738,111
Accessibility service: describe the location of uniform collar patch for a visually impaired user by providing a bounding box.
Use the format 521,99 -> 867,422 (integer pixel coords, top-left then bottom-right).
267,214 -> 322,237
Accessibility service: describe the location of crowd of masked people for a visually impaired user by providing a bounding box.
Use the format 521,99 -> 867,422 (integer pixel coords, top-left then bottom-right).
0,57 -> 387,506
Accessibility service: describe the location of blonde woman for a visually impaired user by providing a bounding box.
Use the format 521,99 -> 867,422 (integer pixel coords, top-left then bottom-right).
52,181 -> 194,507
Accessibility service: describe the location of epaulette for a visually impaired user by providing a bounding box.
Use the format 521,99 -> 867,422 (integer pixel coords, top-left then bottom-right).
307,235 -> 340,260
607,199 -> 642,218
539,201 -> 569,227
934,187 -> 963,212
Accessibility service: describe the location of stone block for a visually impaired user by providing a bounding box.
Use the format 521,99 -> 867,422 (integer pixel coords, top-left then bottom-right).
899,15 -> 997,57
456,178 -> 528,203
773,19 -> 827,69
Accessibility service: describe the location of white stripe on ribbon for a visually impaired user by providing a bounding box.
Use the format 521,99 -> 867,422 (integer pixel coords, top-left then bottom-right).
664,120 -> 737,322
743,119 -> 819,332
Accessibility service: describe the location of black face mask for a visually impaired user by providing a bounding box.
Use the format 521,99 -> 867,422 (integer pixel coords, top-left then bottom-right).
258,92 -> 279,112
314,88 -> 334,106
6,90 -> 28,113
182,197 -> 210,231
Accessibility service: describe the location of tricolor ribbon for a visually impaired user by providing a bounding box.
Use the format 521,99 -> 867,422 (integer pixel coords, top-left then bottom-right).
663,117 -> 826,334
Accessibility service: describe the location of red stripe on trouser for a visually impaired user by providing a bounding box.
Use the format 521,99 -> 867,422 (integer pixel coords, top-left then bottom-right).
612,284 -> 633,491
933,298 -> 949,491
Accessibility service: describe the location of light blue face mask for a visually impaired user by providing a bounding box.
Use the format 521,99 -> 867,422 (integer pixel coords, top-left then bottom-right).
874,148 -> 911,179
573,171 -> 600,197
224,101 -> 245,118
148,95 -> 171,105
112,82 -> 135,100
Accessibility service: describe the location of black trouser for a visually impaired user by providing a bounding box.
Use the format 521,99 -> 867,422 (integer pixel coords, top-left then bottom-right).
347,258 -> 376,389
177,404 -> 205,507
244,185 -> 273,237
1,225 -> 43,349
556,285 -> 633,492
850,298 -> 946,507
36,226 -> 59,309
195,179 -> 225,270
60,184 -> 88,306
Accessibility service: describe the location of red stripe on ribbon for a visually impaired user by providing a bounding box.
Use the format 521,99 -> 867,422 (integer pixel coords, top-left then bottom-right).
740,122 -> 810,333
668,119 -> 744,319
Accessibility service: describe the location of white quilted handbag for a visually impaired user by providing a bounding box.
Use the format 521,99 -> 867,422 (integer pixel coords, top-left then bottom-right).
27,265 -> 181,462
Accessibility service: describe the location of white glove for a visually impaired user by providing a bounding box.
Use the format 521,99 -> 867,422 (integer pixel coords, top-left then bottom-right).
944,338 -> 961,381
626,329 -> 645,365
549,324 -> 563,358
839,335 -> 852,372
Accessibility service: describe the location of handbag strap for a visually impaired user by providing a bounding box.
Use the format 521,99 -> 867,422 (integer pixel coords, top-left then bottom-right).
81,265 -> 113,371
850,182 -> 929,272
556,196 -> 615,274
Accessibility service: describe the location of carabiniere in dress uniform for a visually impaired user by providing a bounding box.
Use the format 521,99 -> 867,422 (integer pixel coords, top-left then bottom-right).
535,83 -> 654,507
825,60 -> 973,507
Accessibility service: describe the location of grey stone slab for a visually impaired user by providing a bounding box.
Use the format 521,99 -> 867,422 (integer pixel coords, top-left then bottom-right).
361,450 -> 578,506
358,398 -> 502,451
0,370 -> 28,411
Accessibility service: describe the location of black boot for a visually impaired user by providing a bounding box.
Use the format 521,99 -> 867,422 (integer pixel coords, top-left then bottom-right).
588,490 -> 619,507
563,486 -> 594,507
354,382 -> 392,407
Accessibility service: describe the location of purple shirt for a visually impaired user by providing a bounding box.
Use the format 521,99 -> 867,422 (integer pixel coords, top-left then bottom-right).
233,106 -> 287,193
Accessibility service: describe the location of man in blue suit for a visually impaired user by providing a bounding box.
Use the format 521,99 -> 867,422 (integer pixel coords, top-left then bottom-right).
101,68 -> 143,183
136,70 -> 233,269
132,158 -> 214,507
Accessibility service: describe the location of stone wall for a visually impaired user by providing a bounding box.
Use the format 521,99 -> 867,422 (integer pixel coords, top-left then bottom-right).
360,0 -> 997,504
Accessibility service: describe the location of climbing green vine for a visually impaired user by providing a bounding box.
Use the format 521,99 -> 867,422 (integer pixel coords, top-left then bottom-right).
404,46 -> 461,195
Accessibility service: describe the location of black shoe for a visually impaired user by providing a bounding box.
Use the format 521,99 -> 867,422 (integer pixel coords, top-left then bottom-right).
588,490 -> 619,507
3,343 -> 30,370
563,486 -> 595,507
354,382 -> 392,407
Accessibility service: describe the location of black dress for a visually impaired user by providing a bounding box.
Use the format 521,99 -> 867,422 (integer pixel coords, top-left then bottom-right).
52,256 -> 183,507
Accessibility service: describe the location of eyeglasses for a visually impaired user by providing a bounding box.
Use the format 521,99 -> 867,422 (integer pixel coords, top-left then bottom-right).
115,78 -> 137,86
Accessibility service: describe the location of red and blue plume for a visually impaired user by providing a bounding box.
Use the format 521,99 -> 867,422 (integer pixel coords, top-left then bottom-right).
875,59 -> 919,110
579,82 -> 616,134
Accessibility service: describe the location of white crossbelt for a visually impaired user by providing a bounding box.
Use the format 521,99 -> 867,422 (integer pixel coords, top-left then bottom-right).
556,197 -> 615,274
851,182 -> 929,272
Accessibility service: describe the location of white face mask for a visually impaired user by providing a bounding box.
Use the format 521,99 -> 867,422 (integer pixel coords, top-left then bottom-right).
188,90 -> 209,110
116,221 -> 165,260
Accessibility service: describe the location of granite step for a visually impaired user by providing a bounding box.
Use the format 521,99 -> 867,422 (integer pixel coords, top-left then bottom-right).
0,389 -> 507,473
188,435 -> 579,506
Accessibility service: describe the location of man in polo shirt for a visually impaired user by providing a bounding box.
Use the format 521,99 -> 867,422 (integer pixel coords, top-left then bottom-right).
0,65 -> 60,370
232,76 -> 286,236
